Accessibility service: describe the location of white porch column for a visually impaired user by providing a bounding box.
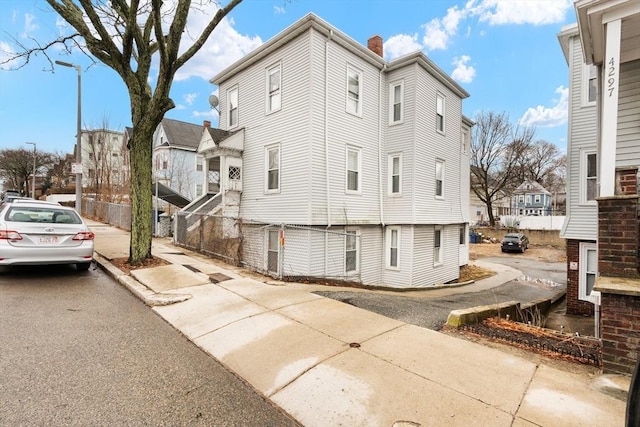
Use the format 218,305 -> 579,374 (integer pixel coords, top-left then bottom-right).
599,18 -> 621,197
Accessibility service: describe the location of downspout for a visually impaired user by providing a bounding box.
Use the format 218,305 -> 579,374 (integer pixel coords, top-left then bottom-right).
325,30 -> 333,228
378,64 -> 386,227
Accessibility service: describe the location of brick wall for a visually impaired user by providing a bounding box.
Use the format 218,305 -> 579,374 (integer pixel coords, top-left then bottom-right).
601,292 -> 640,375
565,239 -> 595,316
597,195 -> 640,279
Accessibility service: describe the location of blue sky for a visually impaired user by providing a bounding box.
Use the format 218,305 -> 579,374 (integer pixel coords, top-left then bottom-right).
1,0 -> 576,156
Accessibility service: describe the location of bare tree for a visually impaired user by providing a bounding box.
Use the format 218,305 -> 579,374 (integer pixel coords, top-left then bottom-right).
471,111 -> 535,226
48,152 -> 75,191
511,140 -> 562,187
0,148 -> 55,197
5,0 -> 243,264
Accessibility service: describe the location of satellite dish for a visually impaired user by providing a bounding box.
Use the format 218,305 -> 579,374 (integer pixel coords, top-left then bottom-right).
208,94 -> 219,110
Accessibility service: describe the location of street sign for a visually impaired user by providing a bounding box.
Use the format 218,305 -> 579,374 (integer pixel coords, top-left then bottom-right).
71,163 -> 82,174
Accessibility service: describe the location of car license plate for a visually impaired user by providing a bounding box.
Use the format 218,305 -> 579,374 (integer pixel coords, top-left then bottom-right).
39,236 -> 58,244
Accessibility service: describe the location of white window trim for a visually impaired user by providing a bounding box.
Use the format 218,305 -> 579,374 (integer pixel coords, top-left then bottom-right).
266,63 -> 282,115
580,149 -> 598,205
435,159 -> 445,199
461,129 -> 468,154
388,153 -> 402,196
266,229 -> 280,275
534,194 -> 541,203
389,80 -> 404,124
346,65 -> 363,117
459,224 -> 467,246
227,86 -> 239,129
434,226 -> 443,266
579,242 -> 600,304
265,144 -> 281,194
436,92 -> 445,135
195,155 -> 204,172
582,63 -> 598,107
346,145 -> 362,194
386,226 -> 400,270
345,228 -> 360,274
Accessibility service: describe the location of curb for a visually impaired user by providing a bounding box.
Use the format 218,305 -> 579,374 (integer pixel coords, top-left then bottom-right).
93,253 -> 192,306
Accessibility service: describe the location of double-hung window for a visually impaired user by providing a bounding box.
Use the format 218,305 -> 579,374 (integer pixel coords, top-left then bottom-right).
266,64 -> 281,113
346,66 -> 362,116
584,64 -> 597,105
266,145 -> 280,193
581,150 -> 597,204
387,227 -> 400,269
579,243 -> 599,303
435,159 -> 444,198
459,224 -> 466,245
346,146 -> 361,193
196,156 -> 204,172
434,227 -> 443,265
389,154 -> 402,195
436,93 -> 445,134
228,86 -> 239,128
389,81 -> 403,124
345,229 -> 359,273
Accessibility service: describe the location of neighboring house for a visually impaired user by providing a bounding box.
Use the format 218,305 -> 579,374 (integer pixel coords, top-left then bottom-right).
511,180 -> 552,216
193,13 -> 471,288
469,188 -> 510,224
152,118 -> 206,201
80,128 -> 128,195
558,0 -> 639,375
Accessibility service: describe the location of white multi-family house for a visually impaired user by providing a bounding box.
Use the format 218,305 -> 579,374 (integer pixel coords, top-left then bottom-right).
559,0 -> 639,374
195,13 -> 471,288
80,128 -> 128,194
152,118 -> 207,202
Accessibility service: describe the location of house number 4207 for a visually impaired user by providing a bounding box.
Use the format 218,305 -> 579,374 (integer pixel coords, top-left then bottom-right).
607,57 -> 616,97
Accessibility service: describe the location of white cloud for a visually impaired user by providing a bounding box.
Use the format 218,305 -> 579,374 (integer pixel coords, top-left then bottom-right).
184,92 -> 197,106
0,41 -> 18,70
273,6 -> 286,15
421,6 -> 464,51
22,13 -> 39,38
451,55 -> 475,83
518,86 -> 568,128
469,0 -> 573,26
383,33 -> 422,60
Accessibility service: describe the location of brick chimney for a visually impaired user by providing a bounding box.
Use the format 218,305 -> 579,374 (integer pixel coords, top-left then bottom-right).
367,35 -> 383,57
203,120 -> 211,128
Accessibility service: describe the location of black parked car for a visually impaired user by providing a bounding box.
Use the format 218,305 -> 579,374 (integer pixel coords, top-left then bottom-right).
501,233 -> 529,253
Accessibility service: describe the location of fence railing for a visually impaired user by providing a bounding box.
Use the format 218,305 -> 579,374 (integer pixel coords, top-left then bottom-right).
83,199 -> 132,231
174,212 -> 361,283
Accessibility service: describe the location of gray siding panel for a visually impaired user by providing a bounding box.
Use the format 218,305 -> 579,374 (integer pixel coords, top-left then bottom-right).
617,59 -> 640,167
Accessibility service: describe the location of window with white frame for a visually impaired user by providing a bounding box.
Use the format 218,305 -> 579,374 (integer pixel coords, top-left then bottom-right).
196,156 -> 204,172
584,64 -> 597,105
579,242 -> 599,303
435,159 -> 444,198
228,86 -> 239,128
196,184 -> 203,197
534,194 -> 541,203
434,226 -> 443,265
267,229 -> 279,274
389,81 -> 403,123
436,93 -> 445,133
581,150 -> 597,204
346,146 -> 361,193
389,154 -> 402,195
345,229 -> 359,273
459,224 -> 466,245
386,227 -> 400,269
266,63 -> 281,113
266,145 -> 280,192
346,66 -> 362,116
461,129 -> 468,154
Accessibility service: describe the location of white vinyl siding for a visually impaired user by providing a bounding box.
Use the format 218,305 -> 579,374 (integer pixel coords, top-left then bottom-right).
388,154 -> 402,195
265,144 -> 280,193
436,92 -> 445,134
389,81 -> 403,124
266,63 -> 282,114
346,65 -> 362,117
346,146 -> 361,194
616,59 -> 640,167
227,86 -> 239,128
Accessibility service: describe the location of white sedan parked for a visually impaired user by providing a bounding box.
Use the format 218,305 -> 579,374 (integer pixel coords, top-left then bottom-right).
0,200 -> 94,271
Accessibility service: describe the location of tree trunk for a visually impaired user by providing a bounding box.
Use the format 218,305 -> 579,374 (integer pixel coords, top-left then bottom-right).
487,201 -> 496,227
128,121 -> 154,265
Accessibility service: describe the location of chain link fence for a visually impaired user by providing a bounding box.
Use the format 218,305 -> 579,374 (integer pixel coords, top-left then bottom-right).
174,212 -> 361,283
83,199 -> 132,230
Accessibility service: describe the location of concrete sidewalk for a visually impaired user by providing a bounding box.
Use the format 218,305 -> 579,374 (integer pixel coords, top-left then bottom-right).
88,220 -> 629,426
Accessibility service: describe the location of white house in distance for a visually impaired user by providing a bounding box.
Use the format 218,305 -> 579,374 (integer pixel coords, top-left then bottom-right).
195,13 -> 471,288
559,0 -> 639,374
79,128 -> 128,194
152,118 -> 206,202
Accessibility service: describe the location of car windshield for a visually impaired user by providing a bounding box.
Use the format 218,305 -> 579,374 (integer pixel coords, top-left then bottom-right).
504,235 -> 520,241
5,207 -> 82,224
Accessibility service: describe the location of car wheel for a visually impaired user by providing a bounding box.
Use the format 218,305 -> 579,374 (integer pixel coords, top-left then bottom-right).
521,246 -> 526,253
76,262 -> 91,271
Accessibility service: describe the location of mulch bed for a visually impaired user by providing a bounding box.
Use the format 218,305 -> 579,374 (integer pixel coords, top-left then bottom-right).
446,317 -> 602,366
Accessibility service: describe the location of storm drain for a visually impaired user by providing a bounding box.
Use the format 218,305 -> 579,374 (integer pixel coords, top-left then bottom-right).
209,273 -> 232,283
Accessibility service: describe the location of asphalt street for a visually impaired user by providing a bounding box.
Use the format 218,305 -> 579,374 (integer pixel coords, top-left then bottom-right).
0,264 -> 299,426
